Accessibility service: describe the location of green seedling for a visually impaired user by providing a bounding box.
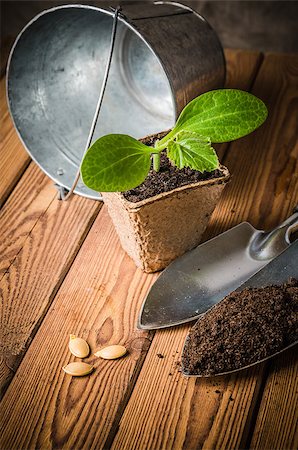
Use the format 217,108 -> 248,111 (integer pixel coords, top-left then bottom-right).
81,89 -> 267,192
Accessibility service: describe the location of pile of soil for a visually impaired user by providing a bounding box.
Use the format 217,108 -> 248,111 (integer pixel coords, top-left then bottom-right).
182,278 -> 298,376
122,133 -> 223,203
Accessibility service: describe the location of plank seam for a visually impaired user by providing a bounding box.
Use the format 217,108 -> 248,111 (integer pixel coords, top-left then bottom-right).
0,164 -> 57,283
244,362 -> 271,450
102,330 -> 155,449
0,157 -> 31,210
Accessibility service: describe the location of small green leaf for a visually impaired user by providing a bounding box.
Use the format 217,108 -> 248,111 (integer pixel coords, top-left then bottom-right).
167,131 -> 219,172
81,134 -> 152,192
159,89 -> 268,145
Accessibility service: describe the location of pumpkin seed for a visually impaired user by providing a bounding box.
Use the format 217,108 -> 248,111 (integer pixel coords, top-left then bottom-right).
63,361 -> 93,376
69,335 -> 90,358
94,345 -> 127,360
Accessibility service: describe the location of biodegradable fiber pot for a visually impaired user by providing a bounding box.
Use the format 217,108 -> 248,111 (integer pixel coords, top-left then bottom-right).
102,133 -> 230,273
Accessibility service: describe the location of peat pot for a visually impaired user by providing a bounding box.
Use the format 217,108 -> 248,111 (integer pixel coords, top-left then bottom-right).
103,133 -> 230,273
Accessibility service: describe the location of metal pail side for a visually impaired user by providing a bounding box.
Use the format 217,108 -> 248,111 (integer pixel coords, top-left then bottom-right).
7,3 -> 225,200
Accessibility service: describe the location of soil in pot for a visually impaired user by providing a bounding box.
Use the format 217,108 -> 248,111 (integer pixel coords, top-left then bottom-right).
123,132 -> 224,202
182,278 -> 298,376
123,152 -> 223,202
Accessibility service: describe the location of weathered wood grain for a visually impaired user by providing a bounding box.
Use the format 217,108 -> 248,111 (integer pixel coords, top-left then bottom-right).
250,349 -> 298,450
111,328 -> 265,450
1,78 -> 11,136
112,328 -> 266,450
0,77 -> 31,207
0,164 -> 54,276
0,183 -> 101,397
0,206 -> 157,449
110,53 -> 298,450
224,48 -> 263,92
0,50 -> 264,450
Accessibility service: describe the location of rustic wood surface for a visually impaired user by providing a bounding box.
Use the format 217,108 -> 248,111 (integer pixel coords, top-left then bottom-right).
0,50 -> 297,450
250,347 -> 298,450
0,78 -> 31,207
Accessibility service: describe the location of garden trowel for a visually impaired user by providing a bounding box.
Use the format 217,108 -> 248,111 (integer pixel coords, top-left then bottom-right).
138,207 -> 298,330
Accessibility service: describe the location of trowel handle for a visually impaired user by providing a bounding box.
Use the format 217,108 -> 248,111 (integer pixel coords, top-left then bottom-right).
273,205 -> 298,240
250,205 -> 298,260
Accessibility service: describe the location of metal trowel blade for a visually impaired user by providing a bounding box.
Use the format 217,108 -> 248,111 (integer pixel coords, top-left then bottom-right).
137,221 -> 288,330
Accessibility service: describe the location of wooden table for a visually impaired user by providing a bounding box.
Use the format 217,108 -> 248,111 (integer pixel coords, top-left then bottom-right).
0,49 -> 297,450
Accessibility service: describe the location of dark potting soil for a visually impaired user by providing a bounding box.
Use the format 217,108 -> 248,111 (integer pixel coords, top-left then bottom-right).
182,279 -> 298,376
122,132 -> 223,202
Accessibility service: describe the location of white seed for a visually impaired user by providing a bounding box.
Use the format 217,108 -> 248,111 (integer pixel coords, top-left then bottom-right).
63,362 -> 93,376
94,345 -> 127,360
69,335 -> 90,358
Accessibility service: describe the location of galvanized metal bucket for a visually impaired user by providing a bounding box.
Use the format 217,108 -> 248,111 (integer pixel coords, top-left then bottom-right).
7,2 -> 225,200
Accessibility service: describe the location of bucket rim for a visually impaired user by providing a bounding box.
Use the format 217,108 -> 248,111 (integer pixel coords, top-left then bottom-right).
5,3 -> 178,200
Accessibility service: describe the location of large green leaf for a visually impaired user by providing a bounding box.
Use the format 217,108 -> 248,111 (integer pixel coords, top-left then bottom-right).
158,89 -> 268,145
167,131 -> 219,172
80,134 -> 152,192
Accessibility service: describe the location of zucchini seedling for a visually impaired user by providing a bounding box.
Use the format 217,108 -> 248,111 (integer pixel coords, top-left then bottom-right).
81,89 -> 267,192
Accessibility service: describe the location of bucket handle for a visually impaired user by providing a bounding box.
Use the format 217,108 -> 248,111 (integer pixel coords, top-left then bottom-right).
57,6 -> 121,201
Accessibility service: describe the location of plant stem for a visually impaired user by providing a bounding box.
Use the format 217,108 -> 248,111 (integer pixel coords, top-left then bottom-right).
154,138 -> 169,152
152,153 -> 160,172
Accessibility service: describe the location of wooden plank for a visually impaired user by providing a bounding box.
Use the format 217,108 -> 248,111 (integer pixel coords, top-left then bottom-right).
0,49 -> 262,450
0,177 -> 101,397
224,48 -> 263,90
0,164 -> 55,277
1,78 -> 11,137
110,53 -> 298,449
250,348 -> 298,450
0,78 -> 31,207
